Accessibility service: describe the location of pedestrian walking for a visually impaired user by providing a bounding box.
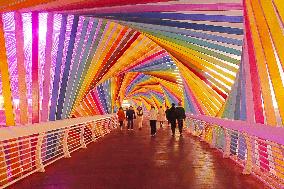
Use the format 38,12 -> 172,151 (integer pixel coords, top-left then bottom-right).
176,102 -> 186,136
165,106 -> 170,126
157,106 -> 166,128
125,107 -> 129,127
117,107 -> 125,130
149,106 -> 157,136
136,106 -> 143,130
168,103 -> 177,136
126,106 -> 136,130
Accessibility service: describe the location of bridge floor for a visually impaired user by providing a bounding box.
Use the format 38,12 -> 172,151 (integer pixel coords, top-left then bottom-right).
10,121 -> 266,189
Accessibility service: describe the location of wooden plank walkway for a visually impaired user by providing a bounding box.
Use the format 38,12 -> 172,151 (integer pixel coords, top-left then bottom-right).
10,121 -> 266,189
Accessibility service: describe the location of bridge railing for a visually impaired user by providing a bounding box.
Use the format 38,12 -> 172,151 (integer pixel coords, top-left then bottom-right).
185,114 -> 284,189
0,114 -> 118,188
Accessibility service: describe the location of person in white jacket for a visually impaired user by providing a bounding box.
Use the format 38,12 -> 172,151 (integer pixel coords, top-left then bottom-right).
157,106 -> 166,129
149,106 -> 158,136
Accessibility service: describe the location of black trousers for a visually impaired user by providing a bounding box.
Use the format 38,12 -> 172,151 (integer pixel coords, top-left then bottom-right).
127,119 -> 134,129
150,120 -> 157,135
171,120 -> 183,134
177,119 -> 183,134
119,121 -> 123,127
170,120 -> 176,135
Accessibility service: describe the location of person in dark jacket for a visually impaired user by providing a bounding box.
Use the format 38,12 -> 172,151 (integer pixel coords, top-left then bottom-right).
126,106 -> 136,130
175,102 -> 186,136
168,103 -> 177,136
165,106 -> 170,126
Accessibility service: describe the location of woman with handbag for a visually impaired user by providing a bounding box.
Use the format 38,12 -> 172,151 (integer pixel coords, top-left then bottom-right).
136,106 -> 143,130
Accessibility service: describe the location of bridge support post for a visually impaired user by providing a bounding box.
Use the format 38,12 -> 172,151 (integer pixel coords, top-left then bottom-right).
191,120 -> 196,136
63,128 -> 71,158
110,117 -> 116,129
106,119 -> 111,134
187,118 -> 192,134
35,133 -> 45,172
200,121 -> 206,142
243,134 -> 253,175
223,129 -> 231,158
113,116 -> 119,129
80,126 -> 87,149
193,120 -> 199,136
99,120 -> 104,137
210,125 -> 216,148
90,121 -> 97,142
190,119 -> 195,134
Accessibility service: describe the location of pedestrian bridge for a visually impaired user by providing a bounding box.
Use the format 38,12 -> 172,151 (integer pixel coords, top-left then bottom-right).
0,0 -> 284,188
0,117 -> 272,189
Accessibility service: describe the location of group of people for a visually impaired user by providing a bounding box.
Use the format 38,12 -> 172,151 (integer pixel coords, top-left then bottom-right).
150,102 -> 186,137
167,102 -> 186,136
116,102 -> 186,137
117,106 -> 144,131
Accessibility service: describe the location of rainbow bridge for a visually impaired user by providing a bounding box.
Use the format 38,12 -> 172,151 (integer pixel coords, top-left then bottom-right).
0,0 -> 283,188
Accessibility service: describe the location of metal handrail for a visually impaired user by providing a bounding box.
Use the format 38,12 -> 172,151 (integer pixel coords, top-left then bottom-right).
188,114 -> 284,145
185,114 -> 284,189
0,114 -> 118,188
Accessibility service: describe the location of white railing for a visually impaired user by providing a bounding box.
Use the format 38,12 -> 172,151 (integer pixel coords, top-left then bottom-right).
0,114 -> 118,188
185,114 -> 284,189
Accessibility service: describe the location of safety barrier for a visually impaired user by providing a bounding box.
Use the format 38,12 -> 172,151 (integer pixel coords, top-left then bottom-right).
0,115 -> 118,188
186,114 -> 284,189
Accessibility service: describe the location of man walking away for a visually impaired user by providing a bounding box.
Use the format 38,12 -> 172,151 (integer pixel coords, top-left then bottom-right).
126,106 -> 136,130
176,102 -> 186,136
168,103 -> 177,137
165,106 -> 170,126
125,107 -> 129,127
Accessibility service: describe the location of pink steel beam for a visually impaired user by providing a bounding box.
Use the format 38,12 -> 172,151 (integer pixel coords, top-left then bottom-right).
15,12 -> 29,125
55,3 -> 243,14
32,12 -> 39,124
41,13 -> 54,122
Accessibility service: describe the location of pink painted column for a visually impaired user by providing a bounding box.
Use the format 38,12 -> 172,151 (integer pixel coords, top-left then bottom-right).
15,12 -> 29,125
41,13 -> 54,122
32,12 -> 39,123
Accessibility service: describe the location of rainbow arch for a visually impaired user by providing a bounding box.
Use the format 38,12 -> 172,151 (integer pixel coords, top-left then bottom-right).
0,0 -> 282,127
